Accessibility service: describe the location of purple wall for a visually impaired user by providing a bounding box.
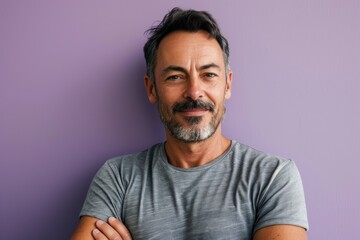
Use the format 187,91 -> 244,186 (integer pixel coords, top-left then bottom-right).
1,1 -> 359,239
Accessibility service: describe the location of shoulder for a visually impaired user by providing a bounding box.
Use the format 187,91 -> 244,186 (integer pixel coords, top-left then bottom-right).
228,141 -> 301,189
98,143 -> 164,178
231,141 -> 293,172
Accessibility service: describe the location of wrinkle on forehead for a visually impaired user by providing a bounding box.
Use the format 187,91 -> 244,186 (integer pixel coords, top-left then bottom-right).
155,31 -> 225,75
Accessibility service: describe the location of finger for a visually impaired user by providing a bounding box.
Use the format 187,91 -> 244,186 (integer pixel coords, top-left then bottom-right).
108,217 -> 132,240
92,228 -> 111,240
95,220 -> 122,240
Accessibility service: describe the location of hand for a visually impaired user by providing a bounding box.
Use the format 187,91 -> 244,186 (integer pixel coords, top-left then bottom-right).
92,217 -> 132,240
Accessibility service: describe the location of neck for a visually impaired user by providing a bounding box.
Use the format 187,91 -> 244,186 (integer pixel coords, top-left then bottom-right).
164,127 -> 231,168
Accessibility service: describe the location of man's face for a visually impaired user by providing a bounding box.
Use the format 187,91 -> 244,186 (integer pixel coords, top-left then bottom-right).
146,31 -> 232,142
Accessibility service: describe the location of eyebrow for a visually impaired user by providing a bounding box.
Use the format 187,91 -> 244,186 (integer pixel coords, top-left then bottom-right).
161,65 -> 187,76
199,63 -> 221,71
161,63 -> 221,77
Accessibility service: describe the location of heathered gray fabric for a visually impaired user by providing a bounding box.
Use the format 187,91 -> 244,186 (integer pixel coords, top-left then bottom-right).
80,141 -> 308,239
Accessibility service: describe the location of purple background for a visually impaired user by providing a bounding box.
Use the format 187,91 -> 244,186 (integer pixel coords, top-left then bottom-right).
1,0 -> 359,239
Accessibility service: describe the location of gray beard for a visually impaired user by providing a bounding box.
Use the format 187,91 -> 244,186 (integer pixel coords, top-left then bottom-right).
160,108 -> 225,143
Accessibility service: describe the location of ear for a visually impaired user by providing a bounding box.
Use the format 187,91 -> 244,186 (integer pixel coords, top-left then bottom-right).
225,70 -> 233,100
144,75 -> 157,104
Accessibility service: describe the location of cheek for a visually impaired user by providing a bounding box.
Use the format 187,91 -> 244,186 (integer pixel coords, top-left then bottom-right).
158,92 -> 179,106
209,90 -> 227,105
157,98 -> 173,115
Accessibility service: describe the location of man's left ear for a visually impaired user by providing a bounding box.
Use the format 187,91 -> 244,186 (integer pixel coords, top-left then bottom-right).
225,71 -> 232,99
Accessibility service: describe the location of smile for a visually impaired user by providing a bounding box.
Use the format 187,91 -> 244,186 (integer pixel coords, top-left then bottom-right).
178,108 -> 208,117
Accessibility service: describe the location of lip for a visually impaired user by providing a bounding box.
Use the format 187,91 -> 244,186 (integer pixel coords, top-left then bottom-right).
178,108 -> 208,117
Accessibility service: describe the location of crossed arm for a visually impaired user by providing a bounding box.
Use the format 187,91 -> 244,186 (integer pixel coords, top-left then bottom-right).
70,216 -> 132,240
71,216 -> 307,240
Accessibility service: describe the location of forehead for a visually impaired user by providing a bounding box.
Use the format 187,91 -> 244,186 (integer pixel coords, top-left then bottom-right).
155,31 -> 224,70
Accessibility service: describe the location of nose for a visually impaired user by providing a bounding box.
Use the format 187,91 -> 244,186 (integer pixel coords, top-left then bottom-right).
183,76 -> 204,100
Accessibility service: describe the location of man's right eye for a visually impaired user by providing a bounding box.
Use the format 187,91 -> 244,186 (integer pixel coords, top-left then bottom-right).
166,75 -> 181,80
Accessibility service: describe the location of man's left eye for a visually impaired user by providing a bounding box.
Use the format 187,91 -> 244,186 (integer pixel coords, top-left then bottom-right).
204,73 -> 216,78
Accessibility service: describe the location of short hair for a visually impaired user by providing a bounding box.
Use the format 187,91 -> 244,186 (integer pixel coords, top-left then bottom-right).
143,7 -> 230,82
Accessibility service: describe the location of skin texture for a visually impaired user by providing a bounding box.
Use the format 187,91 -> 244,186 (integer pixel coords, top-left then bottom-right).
71,31 -> 307,239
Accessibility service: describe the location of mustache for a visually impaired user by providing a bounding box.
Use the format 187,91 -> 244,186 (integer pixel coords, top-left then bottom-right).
172,100 -> 215,113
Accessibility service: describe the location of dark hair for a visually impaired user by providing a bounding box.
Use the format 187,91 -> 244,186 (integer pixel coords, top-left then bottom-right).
143,7 -> 230,82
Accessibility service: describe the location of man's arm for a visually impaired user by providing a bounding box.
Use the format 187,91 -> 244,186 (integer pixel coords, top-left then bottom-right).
253,225 -> 307,240
70,216 -> 132,240
71,216 -> 98,240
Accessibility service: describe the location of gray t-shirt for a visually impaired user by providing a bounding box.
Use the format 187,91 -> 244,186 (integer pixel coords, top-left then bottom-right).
80,141 -> 308,239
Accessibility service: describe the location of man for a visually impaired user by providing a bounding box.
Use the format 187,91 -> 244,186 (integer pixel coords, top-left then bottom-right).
71,7 -> 308,240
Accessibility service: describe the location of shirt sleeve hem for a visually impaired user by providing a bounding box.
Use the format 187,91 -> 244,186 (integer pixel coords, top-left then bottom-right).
79,209 -> 112,222
254,218 -> 309,233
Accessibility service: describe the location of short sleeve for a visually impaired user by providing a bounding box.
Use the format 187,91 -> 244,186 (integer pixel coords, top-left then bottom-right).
254,160 -> 309,233
79,160 -> 125,221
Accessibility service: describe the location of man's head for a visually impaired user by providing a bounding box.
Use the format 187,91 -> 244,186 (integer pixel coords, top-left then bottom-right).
144,7 -> 230,83
143,8 -> 232,143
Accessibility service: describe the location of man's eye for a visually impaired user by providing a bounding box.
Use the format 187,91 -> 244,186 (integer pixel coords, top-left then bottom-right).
204,73 -> 217,78
167,75 -> 181,80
